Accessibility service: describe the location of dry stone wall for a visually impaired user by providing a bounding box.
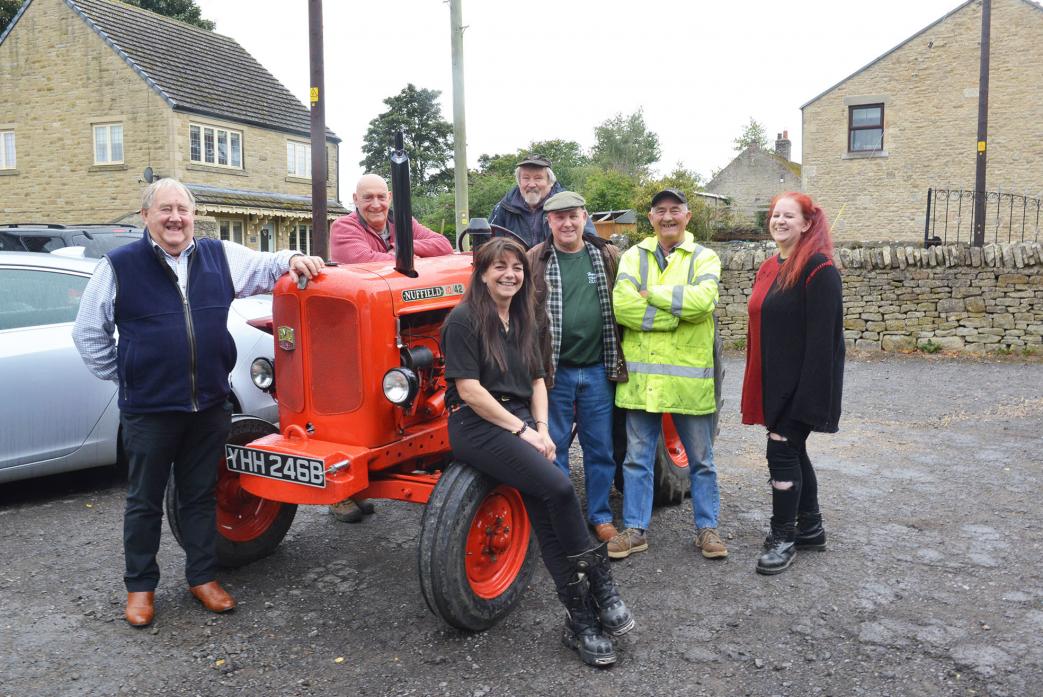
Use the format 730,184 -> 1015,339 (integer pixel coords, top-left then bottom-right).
712,241 -> 1043,353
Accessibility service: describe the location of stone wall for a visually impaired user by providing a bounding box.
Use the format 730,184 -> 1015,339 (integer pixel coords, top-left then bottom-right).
801,0 -> 1043,243
713,240 -> 1043,353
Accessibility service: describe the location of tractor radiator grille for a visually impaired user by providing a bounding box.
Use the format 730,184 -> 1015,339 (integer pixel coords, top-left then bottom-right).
273,294 -> 304,413
306,296 -> 363,414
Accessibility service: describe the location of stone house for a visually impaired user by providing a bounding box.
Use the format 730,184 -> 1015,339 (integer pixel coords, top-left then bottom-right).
801,0 -> 1043,243
0,0 -> 347,252
705,132 -> 802,226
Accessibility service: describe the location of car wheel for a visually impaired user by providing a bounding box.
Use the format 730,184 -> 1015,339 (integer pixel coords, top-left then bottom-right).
418,462 -> 536,632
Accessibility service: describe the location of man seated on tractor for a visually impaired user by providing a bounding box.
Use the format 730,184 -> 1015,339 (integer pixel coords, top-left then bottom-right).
328,173 -> 454,522
526,191 -> 627,544
489,155 -> 596,248
330,173 -> 454,264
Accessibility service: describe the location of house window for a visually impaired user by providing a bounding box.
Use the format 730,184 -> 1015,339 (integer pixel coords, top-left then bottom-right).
93,123 -> 124,164
287,141 -> 311,178
288,223 -> 313,255
848,104 -> 884,152
0,131 -> 14,169
218,219 -> 245,245
190,123 -> 243,169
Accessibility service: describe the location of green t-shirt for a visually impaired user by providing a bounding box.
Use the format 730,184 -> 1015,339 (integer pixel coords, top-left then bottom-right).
557,247 -> 604,367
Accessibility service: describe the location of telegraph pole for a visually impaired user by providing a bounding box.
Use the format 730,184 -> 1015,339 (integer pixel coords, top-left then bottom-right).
309,0 -> 329,259
972,0 -> 991,247
450,0 -> 469,233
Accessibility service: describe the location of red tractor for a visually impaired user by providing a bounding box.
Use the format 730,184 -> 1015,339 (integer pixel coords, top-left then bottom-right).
165,147 -> 717,632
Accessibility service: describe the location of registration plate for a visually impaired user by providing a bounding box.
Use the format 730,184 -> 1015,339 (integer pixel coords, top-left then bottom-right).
225,444 -> 326,488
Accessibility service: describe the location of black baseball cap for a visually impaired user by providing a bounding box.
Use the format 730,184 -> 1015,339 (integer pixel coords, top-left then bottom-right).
651,188 -> 688,206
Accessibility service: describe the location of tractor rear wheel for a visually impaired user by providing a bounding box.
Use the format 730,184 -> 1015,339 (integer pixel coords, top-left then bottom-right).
418,462 -> 536,632
165,415 -> 297,568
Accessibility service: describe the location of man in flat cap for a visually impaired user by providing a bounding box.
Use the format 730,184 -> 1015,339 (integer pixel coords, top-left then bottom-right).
490,155 -> 596,248
527,191 -> 626,543
609,188 -> 726,561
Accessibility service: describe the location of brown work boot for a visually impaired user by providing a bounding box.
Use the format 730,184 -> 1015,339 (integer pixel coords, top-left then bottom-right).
606,528 -> 648,560
190,581 -> 236,613
329,498 -> 375,523
695,527 -> 729,559
593,522 -> 619,543
125,591 -> 155,627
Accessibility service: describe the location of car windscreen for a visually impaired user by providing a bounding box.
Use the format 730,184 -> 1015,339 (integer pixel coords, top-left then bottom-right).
0,232 -> 66,253
73,232 -> 143,257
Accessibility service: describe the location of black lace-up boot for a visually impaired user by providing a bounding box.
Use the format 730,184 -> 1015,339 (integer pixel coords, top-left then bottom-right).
756,521 -> 797,575
558,575 -> 616,667
568,542 -> 634,636
796,512 -> 827,550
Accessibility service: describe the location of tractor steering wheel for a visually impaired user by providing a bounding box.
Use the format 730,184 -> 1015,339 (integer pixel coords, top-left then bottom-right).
457,223 -> 531,251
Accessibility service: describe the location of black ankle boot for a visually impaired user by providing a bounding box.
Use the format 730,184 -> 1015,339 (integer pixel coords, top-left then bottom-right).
568,543 -> 635,636
796,512 -> 826,550
558,576 -> 616,667
756,522 -> 797,575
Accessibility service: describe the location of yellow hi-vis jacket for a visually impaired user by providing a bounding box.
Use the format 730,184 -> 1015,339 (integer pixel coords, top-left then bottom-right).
612,231 -> 720,415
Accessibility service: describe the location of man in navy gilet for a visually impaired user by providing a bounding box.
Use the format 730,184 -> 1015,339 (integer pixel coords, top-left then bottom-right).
73,178 -> 324,627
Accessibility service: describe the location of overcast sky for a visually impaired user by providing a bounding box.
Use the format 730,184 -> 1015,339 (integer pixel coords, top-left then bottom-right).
195,0 -> 966,190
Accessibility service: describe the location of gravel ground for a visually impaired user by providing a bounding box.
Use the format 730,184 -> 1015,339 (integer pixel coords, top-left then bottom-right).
1,354 -> 1041,697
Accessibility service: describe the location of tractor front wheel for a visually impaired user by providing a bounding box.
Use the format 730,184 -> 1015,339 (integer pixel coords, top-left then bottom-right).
418,462 -> 536,632
165,415 -> 297,568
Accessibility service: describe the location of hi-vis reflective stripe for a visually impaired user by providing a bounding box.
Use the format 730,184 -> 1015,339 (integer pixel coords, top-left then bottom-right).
638,251 -> 649,290
617,272 -> 641,288
671,285 -> 684,316
642,304 -> 658,330
626,361 -> 714,379
694,273 -> 719,284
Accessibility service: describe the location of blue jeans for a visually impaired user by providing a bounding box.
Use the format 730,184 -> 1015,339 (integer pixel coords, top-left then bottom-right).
547,363 -> 616,526
622,410 -> 719,531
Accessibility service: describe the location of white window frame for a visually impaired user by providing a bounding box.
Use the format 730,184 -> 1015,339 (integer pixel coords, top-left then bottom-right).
288,223 -> 313,255
0,131 -> 14,169
190,123 -> 243,169
93,123 -> 124,165
217,219 -> 245,245
286,140 -> 311,178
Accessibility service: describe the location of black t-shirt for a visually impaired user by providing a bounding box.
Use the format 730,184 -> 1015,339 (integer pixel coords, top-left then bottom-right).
441,301 -> 544,407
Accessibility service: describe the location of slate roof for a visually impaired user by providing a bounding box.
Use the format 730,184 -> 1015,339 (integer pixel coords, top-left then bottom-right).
61,0 -> 338,141
189,185 -> 349,219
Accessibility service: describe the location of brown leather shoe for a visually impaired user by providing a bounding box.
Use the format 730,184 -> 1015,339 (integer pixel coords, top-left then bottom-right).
125,591 -> 155,627
189,581 -> 236,613
593,522 -> 619,543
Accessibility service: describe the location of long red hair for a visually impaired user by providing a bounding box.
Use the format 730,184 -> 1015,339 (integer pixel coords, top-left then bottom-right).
768,192 -> 834,290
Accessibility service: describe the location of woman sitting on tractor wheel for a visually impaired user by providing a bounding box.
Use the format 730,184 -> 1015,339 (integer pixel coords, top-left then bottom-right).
441,237 -> 634,667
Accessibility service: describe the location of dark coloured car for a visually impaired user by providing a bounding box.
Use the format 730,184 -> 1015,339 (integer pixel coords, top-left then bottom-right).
0,223 -> 143,258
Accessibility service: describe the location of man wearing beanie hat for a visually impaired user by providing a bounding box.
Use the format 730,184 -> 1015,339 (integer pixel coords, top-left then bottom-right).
527,191 -> 627,543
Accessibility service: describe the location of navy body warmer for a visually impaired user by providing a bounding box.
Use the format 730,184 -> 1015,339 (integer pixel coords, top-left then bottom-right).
108,236 -> 236,414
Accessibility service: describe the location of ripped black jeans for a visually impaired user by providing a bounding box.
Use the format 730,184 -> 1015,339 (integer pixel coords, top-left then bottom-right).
766,417 -> 819,527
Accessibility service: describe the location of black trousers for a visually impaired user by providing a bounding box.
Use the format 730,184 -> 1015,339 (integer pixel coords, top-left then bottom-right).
120,401 -> 231,592
448,401 -> 593,594
766,417 -> 819,527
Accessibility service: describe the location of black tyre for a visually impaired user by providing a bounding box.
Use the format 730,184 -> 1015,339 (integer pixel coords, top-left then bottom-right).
165,415 -> 297,568
418,462 -> 536,632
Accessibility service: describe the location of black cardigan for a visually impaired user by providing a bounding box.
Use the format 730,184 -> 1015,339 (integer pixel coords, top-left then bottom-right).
756,253 -> 845,433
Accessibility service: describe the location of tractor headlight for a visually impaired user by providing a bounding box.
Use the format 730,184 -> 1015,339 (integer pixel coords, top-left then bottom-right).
250,357 -> 275,392
382,367 -> 418,405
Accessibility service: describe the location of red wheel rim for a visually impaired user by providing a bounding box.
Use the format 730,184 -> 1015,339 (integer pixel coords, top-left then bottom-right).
215,457 -> 282,543
662,414 -> 689,469
464,485 -> 530,599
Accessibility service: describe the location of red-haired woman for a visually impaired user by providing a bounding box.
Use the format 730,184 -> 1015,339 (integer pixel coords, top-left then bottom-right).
441,237 -> 633,666
740,193 -> 845,575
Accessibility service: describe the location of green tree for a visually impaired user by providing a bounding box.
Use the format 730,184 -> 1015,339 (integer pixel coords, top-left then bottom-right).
1,0 -> 25,34
733,116 -> 768,152
581,168 -> 640,214
121,0 -> 215,30
591,110 -> 661,176
360,84 -> 453,194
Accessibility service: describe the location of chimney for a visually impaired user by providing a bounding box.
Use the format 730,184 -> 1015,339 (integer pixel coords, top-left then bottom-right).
774,130 -> 792,161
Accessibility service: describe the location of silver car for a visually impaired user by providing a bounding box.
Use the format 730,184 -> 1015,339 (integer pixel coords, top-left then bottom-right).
0,251 -> 277,483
